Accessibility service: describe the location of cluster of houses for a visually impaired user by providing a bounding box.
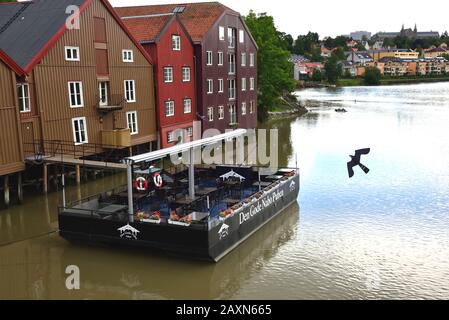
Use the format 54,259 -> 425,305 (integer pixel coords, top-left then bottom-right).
0,0 -> 258,206
292,44 -> 449,81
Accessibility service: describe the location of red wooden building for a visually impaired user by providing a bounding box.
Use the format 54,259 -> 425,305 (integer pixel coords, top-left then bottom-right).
116,2 -> 258,135
120,13 -> 196,148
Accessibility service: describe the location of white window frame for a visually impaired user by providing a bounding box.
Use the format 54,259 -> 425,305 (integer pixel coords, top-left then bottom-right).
17,83 -> 31,113
164,67 -> 173,83
228,79 -> 236,100
124,80 -> 136,103
186,127 -> 193,137
206,51 -> 213,66
172,35 -> 181,51
183,98 -> 192,114
207,79 -> 213,94
239,29 -> 244,44
242,102 -> 247,115
219,26 -> 225,41
98,81 -> 108,106
218,51 -> 224,66
250,101 -> 255,114
241,52 -> 246,67
126,111 -> 138,135
65,46 -> 80,61
229,104 -> 237,125
207,107 -> 214,122
250,53 -> 255,67
218,78 -> 224,93
228,27 -> 235,48
68,81 -> 84,108
167,131 -> 174,143
72,117 -> 88,145
228,53 -> 236,75
165,100 -> 175,117
250,77 -> 255,91
242,78 -> 247,91
218,105 -> 224,120
182,67 -> 191,82
122,49 -> 134,62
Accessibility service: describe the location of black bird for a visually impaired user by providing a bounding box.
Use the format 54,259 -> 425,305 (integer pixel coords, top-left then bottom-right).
347,148 -> 370,178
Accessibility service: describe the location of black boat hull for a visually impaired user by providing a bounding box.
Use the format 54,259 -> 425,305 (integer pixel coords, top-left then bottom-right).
59,175 -> 300,262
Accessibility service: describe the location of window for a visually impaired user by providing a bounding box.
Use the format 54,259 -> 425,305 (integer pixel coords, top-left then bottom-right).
219,26 -> 225,41
172,35 -> 181,51
167,131 -> 174,143
72,117 -> 88,145
228,53 -> 236,74
228,27 -> 236,48
218,79 -> 224,93
122,50 -> 133,62
250,53 -> 255,67
186,127 -> 193,137
239,29 -> 244,43
241,78 -> 247,91
228,79 -> 236,100
126,111 -> 138,135
241,52 -> 246,67
183,98 -> 192,113
207,107 -> 214,122
250,77 -> 255,90
218,106 -> 224,119
229,104 -> 237,125
250,101 -> 255,114
98,82 -> 108,106
206,51 -> 213,66
182,67 -> 191,82
164,67 -> 173,83
17,83 -> 31,112
242,102 -> 247,115
207,79 -> 213,94
124,80 -> 136,102
218,52 -> 224,66
165,100 -> 175,117
68,81 -> 84,107
65,46 -> 80,61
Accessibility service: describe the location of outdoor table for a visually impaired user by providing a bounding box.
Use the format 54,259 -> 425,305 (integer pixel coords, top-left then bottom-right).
196,187 -> 218,196
186,211 -> 209,222
98,204 -> 127,213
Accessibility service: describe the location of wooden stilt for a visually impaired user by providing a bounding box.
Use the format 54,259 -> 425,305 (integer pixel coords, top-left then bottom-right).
75,165 -> 81,185
17,173 -> 23,204
3,175 -> 10,207
129,146 -> 133,157
53,164 -> 59,190
43,164 -> 48,194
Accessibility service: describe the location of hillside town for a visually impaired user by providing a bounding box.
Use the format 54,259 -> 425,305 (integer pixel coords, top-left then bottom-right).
289,25 -> 449,82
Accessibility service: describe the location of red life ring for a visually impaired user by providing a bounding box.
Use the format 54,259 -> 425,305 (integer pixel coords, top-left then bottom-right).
153,172 -> 163,189
135,177 -> 148,191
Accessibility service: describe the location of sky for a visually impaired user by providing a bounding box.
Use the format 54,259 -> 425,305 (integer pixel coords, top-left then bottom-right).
109,0 -> 449,39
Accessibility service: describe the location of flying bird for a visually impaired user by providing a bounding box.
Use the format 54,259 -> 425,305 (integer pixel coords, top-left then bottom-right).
347,148 -> 370,178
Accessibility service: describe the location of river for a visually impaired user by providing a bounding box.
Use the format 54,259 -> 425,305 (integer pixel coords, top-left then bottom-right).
1,82 -> 449,299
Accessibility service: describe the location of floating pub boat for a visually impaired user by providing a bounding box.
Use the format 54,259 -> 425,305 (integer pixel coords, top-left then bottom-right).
58,129 -> 300,262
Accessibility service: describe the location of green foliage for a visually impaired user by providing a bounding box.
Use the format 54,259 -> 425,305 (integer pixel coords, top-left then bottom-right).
0,0 -> 17,2
364,66 -> 382,85
293,32 -> 320,55
311,69 -> 322,82
324,55 -> 342,84
244,11 -> 294,119
324,35 -> 350,50
331,47 -> 347,61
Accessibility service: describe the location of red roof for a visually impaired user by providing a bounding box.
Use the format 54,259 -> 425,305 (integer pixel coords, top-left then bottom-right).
121,15 -> 173,42
115,2 -> 239,42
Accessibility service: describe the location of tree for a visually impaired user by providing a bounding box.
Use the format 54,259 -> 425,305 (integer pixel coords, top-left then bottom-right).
244,11 -> 294,119
293,32 -> 320,55
364,66 -> 381,85
311,69 -> 322,82
279,33 -> 294,52
324,56 -> 342,84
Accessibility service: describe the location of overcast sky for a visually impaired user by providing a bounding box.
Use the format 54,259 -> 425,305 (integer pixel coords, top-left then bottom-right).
109,0 -> 449,38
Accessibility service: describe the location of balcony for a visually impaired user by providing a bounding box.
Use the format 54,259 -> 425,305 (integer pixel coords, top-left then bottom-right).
97,94 -> 126,113
101,128 -> 131,148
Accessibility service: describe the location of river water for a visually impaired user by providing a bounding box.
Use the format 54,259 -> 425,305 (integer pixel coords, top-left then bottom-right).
1,82 -> 449,299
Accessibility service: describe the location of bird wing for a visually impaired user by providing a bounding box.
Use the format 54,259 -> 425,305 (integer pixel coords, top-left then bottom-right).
353,148 -> 370,163
347,162 -> 355,178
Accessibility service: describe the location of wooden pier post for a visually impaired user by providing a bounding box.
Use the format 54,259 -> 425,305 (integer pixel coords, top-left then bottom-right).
17,173 -> 23,204
43,164 -> 48,194
53,164 -> 59,190
3,175 -> 10,207
75,165 -> 81,185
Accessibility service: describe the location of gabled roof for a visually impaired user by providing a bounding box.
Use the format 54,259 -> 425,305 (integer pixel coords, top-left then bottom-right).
114,2 -> 242,44
0,49 -> 24,75
0,0 -> 153,74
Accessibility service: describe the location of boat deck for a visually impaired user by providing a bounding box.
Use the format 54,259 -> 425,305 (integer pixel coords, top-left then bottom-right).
59,166 -> 298,229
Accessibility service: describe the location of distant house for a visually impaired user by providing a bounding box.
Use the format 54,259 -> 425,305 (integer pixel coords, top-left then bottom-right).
340,61 -> 357,77
424,47 -> 448,59
370,49 -> 419,62
293,61 -> 324,80
289,54 -> 309,64
320,47 -> 333,58
379,57 -> 407,76
375,25 -> 439,40
366,61 -> 385,75
347,51 -> 373,65
346,40 -> 358,48
372,41 -> 385,51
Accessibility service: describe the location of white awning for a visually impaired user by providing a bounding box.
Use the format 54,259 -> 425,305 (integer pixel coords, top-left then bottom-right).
126,129 -> 247,164
220,170 -> 245,181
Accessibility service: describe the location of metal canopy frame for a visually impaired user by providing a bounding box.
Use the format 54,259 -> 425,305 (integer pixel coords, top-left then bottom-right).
124,129 -> 247,222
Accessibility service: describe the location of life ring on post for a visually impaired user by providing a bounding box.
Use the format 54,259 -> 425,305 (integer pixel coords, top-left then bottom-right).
153,172 -> 164,189
135,177 -> 149,191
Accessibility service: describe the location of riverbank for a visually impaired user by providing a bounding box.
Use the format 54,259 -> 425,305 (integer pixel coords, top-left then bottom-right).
338,75 -> 449,87
267,92 -> 309,118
